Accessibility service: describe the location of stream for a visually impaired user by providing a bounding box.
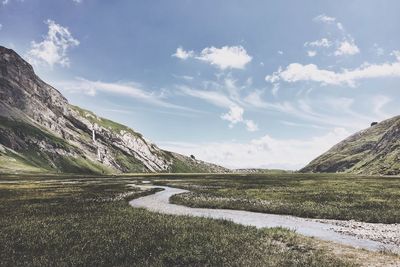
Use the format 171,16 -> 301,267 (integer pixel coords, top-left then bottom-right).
129,185 -> 399,253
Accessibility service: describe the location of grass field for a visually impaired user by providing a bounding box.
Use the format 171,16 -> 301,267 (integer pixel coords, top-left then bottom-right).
162,173 -> 400,223
0,173 -> 359,267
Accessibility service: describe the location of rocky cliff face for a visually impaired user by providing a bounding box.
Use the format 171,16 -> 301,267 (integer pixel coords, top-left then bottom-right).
301,116 -> 400,175
0,46 -> 229,174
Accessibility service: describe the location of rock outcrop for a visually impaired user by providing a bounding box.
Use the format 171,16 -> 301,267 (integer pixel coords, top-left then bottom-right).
0,46 -> 229,174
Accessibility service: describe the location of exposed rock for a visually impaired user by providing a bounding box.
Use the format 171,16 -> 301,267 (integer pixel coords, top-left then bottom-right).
0,46 -> 229,174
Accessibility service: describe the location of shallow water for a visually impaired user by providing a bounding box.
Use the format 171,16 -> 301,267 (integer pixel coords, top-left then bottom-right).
129,185 -> 399,252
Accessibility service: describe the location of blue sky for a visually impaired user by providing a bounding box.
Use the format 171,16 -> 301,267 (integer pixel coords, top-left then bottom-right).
1,0 -> 400,169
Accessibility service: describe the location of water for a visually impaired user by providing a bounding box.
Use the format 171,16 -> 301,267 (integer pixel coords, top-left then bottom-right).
129,185 -> 398,252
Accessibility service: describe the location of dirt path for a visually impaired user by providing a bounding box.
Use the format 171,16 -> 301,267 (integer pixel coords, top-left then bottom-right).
129,185 -> 400,254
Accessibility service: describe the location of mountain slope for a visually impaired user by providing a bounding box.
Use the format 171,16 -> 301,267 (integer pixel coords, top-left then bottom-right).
301,116 -> 400,175
0,46 -> 228,174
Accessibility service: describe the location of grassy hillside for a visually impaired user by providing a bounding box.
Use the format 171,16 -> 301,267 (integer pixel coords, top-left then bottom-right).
0,116 -> 112,174
165,152 -> 229,173
301,116 -> 400,175
70,105 -> 144,139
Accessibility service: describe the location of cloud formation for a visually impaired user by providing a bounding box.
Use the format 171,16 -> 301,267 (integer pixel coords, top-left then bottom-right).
172,46 -> 194,60
196,46 -> 252,70
173,45 -> 252,70
308,15 -> 360,57
160,127 -> 350,169
304,38 -> 332,48
313,14 -> 336,24
180,85 -> 258,131
266,52 -> 400,86
335,39 -> 360,56
307,50 -> 317,57
27,20 -> 79,67
57,78 -> 189,110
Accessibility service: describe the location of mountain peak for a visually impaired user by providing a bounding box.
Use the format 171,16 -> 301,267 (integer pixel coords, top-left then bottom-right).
0,46 -> 35,77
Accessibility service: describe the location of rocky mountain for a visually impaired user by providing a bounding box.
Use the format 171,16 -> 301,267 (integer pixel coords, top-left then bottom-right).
0,46 -> 229,174
301,116 -> 400,175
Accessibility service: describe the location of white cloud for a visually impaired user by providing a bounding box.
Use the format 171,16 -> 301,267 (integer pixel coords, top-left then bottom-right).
308,16 -> 359,57
307,50 -> 317,57
280,121 -> 326,130
180,86 -> 236,108
1,0 -> 26,5
196,45 -> 252,70
72,0 -> 82,3
172,47 -> 194,60
244,90 -> 297,114
221,105 -> 244,125
244,90 -> 268,108
180,86 -> 257,131
265,53 -> 400,86
265,67 -> 282,83
173,74 -> 194,80
392,50 -> 400,60
173,45 -> 252,70
305,38 -> 332,48
335,39 -> 360,56
245,120 -> 258,132
278,50 -> 284,55
336,22 -> 344,32
159,127 -> 350,169
313,14 -> 336,24
27,20 -> 79,67
0,24 -> 2,30
56,78 -> 189,110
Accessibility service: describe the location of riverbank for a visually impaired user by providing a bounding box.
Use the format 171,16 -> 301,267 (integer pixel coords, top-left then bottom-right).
130,185 -> 400,254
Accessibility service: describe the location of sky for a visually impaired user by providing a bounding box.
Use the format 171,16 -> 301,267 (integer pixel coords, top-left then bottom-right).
1,0 -> 400,169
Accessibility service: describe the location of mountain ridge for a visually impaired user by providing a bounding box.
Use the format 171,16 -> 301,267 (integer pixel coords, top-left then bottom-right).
301,115 -> 400,175
0,46 -> 229,174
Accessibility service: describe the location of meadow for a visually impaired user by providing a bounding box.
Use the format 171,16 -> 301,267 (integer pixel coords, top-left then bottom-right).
164,173 -> 400,223
0,173 -> 399,266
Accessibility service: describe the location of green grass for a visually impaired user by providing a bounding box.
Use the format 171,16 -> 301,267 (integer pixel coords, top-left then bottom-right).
0,174 -> 355,267
0,116 -> 114,174
70,105 -> 143,138
163,173 -> 400,223
0,116 -> 72,149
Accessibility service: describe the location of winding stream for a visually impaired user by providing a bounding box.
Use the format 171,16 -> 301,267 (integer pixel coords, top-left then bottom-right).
129,185 -> 399,253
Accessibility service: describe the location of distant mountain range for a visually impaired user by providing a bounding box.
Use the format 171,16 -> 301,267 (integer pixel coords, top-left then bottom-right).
0,46 -> 229,174
301,116 -> 400,175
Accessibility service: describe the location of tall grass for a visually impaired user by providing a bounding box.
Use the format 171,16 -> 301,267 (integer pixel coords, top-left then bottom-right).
166,173 -> 400,223
0,175 -> 354,266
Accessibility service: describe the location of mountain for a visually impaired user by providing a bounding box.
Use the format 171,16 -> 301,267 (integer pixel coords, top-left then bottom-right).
0,46 -> 229,174
301,116 -> 400,175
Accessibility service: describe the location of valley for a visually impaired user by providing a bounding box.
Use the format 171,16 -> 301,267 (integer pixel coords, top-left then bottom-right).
1,173 -> 399,267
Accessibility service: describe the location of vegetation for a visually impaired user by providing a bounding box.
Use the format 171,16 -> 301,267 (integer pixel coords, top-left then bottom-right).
70,105 -> 143,138
0,148 -> 44,173
0,174 -> 356,267
0,116 -> 113,174
165,173 -> 400,223
301,115 -> 400,175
